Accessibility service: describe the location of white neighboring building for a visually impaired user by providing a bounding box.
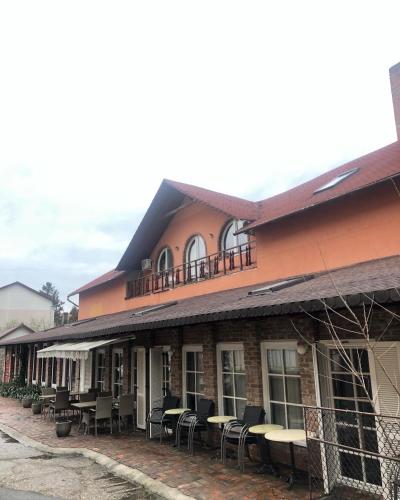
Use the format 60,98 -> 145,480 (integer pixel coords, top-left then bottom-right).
0,282 -> 54,332
0,324 -> 35,342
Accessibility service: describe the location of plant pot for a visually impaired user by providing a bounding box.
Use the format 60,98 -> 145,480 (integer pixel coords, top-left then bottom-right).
22,398 -> 33,408
32,402 -> 42,415
55,420 -> 72,438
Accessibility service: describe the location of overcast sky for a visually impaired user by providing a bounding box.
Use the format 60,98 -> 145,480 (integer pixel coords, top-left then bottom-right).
1,1 -> 399,309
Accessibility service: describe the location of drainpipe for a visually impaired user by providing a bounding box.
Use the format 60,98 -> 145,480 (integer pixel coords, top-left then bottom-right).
67,295 -> 79,309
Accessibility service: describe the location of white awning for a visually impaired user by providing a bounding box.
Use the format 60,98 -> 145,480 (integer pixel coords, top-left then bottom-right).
37,338 -> 129,361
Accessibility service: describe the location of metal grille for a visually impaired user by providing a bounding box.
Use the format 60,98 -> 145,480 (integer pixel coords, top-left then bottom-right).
305,406 -> 400,499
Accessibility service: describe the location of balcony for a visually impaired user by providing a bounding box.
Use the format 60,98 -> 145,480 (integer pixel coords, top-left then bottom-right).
126,240 -> 256,299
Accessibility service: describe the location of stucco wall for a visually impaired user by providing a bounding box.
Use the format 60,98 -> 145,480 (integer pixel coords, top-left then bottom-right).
0,283 -> 54,331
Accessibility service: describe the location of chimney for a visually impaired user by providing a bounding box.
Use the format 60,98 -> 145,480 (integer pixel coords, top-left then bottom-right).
390,62 -> 400,139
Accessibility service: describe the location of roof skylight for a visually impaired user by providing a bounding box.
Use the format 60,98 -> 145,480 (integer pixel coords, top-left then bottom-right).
314,168 -> 359,194
131,301 -> 177,317
248,275 -> 314,296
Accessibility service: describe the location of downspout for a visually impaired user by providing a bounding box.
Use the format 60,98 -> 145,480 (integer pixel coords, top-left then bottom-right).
67,294 -> 79,309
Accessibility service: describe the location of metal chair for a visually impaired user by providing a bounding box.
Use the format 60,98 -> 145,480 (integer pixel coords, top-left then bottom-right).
89,396 -> 113,436
177,398 -> 215,455
115,394 -> 135,432
40,387 -> 56,419
49,390 -> 70,421
146,395 -> 180,442
56,386 -> 68,391
99,391 -> 112,397
221,405 -> 266,472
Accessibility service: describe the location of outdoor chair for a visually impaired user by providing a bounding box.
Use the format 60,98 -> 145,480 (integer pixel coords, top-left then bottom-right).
176,398 -> 215,455
80,392 -> 96,403
221,405 -> 266,472
40,387 -> 56,419
114,394 -> 136,432
89,396 -> 113,436
146,395 -> 180,442
49,390 -> 71,421
56,386 -> 68,391
88,388 -> 99,397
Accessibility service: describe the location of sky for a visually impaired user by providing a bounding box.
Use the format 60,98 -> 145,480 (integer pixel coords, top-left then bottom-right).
1,1 -> 400,309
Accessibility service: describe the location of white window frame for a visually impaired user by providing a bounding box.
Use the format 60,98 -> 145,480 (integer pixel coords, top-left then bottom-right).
112,348 -> 124,398
221,219 -> 248,251
51,357 -> 58,389
32,344 -> 39,385
186,235 -> 206,264
39,344 -> 48,387
95,349 -> 106,392
261,341 -> 303,429
216,343 -> 246,417
157,247 -> 173,272
182,345 -> 204,410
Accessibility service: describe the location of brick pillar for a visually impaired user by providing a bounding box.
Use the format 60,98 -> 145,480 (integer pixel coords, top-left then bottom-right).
46,358 -> 52,387
170,328 -> 183,398
244,322 -> 263,406
27,346 -> 32,385
104,347 -> 112,392
202,325 -> 218,411
4,347 -> 11,383
122,342 -> 130,394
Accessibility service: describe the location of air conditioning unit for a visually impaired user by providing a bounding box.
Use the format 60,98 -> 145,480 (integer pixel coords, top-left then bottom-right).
141,258 -> 153,271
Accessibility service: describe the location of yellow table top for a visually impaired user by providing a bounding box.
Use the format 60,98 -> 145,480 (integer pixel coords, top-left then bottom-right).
39,395 -> 55,400
264,429 -> 306,443
164,408 -> 191,415
249,424 -> 284,435
207,415 -> 236,424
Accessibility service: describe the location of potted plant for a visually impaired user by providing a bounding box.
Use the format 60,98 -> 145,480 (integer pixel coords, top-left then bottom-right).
55,417 -> 72,438
31,395 -> 42,415
22,397 -> 33,408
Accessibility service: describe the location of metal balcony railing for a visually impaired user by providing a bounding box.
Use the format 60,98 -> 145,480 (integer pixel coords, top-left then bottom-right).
126,240 -> 256,299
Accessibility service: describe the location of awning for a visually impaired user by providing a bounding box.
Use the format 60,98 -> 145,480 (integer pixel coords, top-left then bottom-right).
37,338 -> 132,361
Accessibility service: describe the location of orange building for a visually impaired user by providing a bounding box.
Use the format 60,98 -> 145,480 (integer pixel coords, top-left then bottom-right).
2,62 -> 400,498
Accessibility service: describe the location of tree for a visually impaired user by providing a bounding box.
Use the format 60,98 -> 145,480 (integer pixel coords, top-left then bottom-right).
68,306 -> 79,323
41,282 -> 64,326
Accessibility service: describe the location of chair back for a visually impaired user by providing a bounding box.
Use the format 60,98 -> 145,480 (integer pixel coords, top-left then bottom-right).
196,398 -> 214,422
56,386 -> 67,392
162,395 -> 180,412
55,390 -> 70,410
41,387 -> 56,396
80,392 -> 96,403
99,391 -> 112,398
242,405 -> 265,426
95,396 -> 113,419
119,394 -> 135,417
88,388 -> 99,397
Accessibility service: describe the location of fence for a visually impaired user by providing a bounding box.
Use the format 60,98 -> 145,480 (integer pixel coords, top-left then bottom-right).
305,406 -> 400,499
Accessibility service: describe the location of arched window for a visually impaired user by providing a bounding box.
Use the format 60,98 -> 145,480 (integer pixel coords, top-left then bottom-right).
186,235 -> 206,264
157,247 -> 173,272
221,220 -> 248,251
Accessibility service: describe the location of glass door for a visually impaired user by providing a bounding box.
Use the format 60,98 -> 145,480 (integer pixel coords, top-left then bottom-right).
329,348 -> 381,487
112,349 -> 123,398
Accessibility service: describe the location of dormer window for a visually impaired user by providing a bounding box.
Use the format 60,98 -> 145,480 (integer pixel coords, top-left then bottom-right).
157,247 -> 173,272
313,168 -> 359,194
221,219 -> 248,251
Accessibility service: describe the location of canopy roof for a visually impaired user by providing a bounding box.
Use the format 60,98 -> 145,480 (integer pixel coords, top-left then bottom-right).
36,338 -> 130,361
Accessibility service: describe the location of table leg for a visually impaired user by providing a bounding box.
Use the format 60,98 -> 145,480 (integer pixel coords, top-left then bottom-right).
255,436 -> 279,476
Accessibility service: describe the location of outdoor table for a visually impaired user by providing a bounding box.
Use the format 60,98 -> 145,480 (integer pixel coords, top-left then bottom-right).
249,424 -> 283,475
207,415 -> 236,459
264,429 -> 306,490
71,401 -> 97,432
164,408 -> 191,445
39,394 -> 55,400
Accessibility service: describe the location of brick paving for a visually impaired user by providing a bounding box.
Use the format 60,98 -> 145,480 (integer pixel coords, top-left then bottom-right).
0,397 -> 309,499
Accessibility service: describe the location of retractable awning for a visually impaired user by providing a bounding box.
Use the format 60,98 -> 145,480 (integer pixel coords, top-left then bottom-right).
37,338 -> 133,361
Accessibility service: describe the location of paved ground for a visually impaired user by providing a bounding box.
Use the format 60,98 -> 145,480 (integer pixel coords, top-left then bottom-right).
0,397 -> 309,499
0,430 -> 156,499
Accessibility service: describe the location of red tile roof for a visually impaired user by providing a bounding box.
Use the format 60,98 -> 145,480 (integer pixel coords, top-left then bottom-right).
244,141 -> 400,231
69,269 -> 126,297
164,179 -> 257,220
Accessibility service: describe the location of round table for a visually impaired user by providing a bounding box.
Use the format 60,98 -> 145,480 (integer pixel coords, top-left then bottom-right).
207,415 -> 236,424
264,429 -> 306,490
164,408 -> 191,416
249,424 -> 283,474
207,416 -> 236,459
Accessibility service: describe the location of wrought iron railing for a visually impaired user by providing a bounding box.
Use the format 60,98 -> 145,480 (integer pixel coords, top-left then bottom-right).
305,405 -> 400,499
126,240 -> 256,298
